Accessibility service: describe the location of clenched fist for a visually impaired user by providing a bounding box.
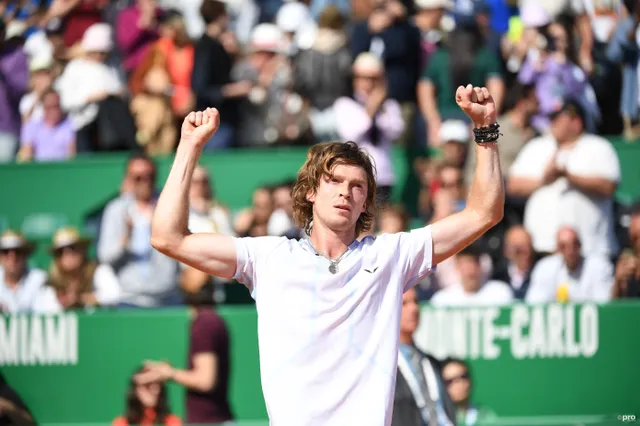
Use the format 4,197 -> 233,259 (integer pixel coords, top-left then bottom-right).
455,84 -> 496,128
180,107 -> 221,149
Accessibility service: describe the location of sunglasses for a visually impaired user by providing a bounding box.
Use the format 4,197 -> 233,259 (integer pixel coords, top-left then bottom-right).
132,173 -> 155,183
444,372 -> 470,386
54,245 -> 83,256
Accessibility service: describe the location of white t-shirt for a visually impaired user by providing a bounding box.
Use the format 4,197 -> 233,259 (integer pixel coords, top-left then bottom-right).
509,133 -> 620,256
429,280 -> 514,307
232,226 -> 435,426
0,268 -> 47,313
31,264 -> 122,314
525,253 -> 614,303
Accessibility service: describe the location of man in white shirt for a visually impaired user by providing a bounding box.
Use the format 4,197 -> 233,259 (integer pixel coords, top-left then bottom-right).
0,230 -> 46,313
430,245 -> 513,307
507,99 -> 620,258
148,84 -> 505,426
526,226 -> 614,303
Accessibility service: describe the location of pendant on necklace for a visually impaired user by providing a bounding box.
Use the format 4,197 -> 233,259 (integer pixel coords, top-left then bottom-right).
329,263 -> 338,274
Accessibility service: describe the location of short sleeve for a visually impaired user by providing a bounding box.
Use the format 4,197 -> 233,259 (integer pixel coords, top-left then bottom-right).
190,313 -> 228,356
388,226 -> 435,291
508,137 -> 553,179
567,137 -> 621,182
232,236 -> 287,298
421,51 -> 445,82
481,49 -> 503,80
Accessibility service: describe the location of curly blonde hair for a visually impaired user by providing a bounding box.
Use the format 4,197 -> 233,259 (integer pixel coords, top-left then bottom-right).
292,141 -> 377,236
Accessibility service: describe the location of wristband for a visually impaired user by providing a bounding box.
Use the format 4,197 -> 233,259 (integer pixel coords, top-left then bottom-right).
473,122 -> 501,143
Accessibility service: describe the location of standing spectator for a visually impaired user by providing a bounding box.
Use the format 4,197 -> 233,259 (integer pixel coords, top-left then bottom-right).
612,209 -> 640,298
233,186 -> 274,237
42,0 -> 107,52
412,0 -> 450,70
392,287 -> 456,426
0,20 -> 29,162
438,119 -> 470,169
112,366 -> 182,426
294,5 -> 352,142
0,230 -> 46,313
441,358 -> 498,426
56,22 -> 126,152
97,154 -> 181,307
418,22 -> 504,145
507,99 -> 620,258
17,88 -> 75,162
526,226 -> 614,303
32,226 -> 121,313
490,225 -> 536,300
463,82 -> 538,186
333,53 -> 405,204
135,279 -> 234,424
192,0 -> 249,150
430,245 -> 512,306
115,0 -> 162,77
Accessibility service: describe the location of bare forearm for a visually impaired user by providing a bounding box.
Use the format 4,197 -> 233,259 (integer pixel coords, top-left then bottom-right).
151,143 -> 200,248
173,368 -> 214,393
566,173 -> 616,198
507,177 -> 541,197
466,138 -> 505,224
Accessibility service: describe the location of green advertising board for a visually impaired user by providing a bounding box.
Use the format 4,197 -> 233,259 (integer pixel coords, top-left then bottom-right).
1,303 -> 639,425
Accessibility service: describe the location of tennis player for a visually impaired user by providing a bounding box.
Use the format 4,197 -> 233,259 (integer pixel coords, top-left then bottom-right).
150,84 -> 504,426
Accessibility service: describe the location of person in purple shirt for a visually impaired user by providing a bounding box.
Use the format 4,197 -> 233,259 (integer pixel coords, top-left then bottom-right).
0,20 -> 29,163
18,89 -> 76,162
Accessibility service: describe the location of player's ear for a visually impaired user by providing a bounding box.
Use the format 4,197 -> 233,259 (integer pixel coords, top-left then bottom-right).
306,189 -> 316,203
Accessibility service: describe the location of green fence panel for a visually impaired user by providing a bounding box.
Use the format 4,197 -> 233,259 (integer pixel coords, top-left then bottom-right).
1,302 -> 639,425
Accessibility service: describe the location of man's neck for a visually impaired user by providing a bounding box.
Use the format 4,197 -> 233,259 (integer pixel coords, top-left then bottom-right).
309,222 -> 356,259
399,333 -> 414,346
4,271 -> 25,289
206,24 -> 222,39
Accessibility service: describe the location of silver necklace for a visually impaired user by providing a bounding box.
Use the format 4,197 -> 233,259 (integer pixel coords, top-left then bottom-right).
309,242 -> 350,274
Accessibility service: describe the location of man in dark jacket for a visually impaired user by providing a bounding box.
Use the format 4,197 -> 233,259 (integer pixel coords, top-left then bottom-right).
393,288 -> 456,426
0,373 -> 36,425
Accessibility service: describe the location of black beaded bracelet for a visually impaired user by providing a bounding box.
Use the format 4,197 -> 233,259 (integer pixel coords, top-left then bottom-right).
473,122 -> 502,143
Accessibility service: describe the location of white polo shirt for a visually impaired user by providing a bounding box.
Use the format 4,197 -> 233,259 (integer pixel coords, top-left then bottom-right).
233,226 -> 435,426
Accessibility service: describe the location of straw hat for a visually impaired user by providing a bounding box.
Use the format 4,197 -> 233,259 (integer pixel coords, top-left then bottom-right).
49,227 -> 92,253
0,230 -> 36,254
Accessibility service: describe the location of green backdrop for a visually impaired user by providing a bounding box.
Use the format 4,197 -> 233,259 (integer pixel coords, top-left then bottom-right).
1,302 -> 639,425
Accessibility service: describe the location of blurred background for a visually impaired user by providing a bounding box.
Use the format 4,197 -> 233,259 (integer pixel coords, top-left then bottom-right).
0,0 -> 639,424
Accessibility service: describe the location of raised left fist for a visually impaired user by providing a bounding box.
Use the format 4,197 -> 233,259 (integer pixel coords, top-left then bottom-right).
456,84 -> 496,127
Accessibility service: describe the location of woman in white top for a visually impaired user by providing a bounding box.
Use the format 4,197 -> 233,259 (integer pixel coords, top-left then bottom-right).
32,227 -> 121,314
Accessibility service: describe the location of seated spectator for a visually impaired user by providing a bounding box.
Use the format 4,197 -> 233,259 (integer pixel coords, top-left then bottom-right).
527,226 -> 614,303
56,23 -> 127,152
441,358 -> 498,426
32,226 -> 121,313
20,55 -> 56,124
267,180 -> 301,238
0,230 -> 46,313
135,278 -> 233,424
0,372 -> 36,425
507,99 -> 620,258
430,245 -> 512,306
438,120 -> 470,169
334,53 -> 405,204
377,205 -> 410,234
112,366 -> 182,426
275,1 -> 317,55
612,210 -> 640,298
234,186 -> 274,237
17,89 -> 75,162
392,287 -> 456,426
98,154 -> 181,307
130,67 -> 177,155
491,225 -> 536,300
192,0 -> 248,150
189,165 -> 234,236
294,6 -> 352,142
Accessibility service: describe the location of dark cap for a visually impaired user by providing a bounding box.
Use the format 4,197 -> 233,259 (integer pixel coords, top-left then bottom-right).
549,97 -> 586,123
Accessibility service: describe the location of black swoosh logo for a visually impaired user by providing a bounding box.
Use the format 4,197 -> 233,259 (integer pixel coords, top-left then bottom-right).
364,267 -> 379,273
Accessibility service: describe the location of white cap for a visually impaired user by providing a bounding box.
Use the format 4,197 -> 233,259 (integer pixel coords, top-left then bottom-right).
439,120 -> 470,143
250,23 -> 284,53
519,1 -> 551,28
414,0 -> 454,10
276,2 -> 312,33
5,20 -> 27,40
81,23 -> 113,53
352,52 -> 384,75
29,54 -> 53,72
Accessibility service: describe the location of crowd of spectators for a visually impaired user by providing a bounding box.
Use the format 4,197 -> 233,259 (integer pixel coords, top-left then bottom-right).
1,0 -> 640,313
